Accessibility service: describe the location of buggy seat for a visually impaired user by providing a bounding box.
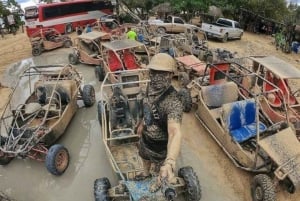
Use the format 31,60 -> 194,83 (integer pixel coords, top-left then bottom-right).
108,50 -> 123,72
109,87 -> 132,129
222,99 -> 267,143
123,49 -> 139,70
34,80 -> 76,105
201,81 -> 239,108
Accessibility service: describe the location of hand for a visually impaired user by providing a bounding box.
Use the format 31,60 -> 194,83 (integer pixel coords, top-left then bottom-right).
159,163 -> 176,184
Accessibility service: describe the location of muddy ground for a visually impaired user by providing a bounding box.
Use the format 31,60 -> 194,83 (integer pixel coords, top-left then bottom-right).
0,30 -> 300,201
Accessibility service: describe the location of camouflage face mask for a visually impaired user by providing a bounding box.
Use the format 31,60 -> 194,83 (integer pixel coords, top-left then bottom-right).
149,70 -> 171,93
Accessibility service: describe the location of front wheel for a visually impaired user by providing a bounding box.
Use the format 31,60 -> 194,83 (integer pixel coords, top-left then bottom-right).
178,166 -> 201,201
0,152 -> 13,165
32,46 -> 42,56
69,53 -> 79,65
45,144 -> 69,176
94,177 -> 111,201
64,39 -> 73,48
82,85 -> 95,107
157,27 -> 166,34
251,174 -> 276,201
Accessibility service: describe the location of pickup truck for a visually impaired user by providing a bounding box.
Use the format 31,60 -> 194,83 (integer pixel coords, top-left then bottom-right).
148,15 -> 197,34
201,18 -> 243,42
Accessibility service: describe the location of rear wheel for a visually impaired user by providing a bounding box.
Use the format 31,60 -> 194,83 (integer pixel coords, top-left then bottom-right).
0,152 -> 13,165
94,177 -> 111,201
82,85 -> 95,107
178,88 -> 193,112
251,174 -> 276,201
45,144 -> 69,176
95,66 -> 105,82
64,40 -> 72,48
69,53 -> 79,65
157,27 -> 166,34
178,166 -> 201,201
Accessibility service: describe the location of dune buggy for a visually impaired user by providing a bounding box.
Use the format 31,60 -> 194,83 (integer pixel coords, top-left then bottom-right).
233,55 -> 300,139
68,31 -> 111,66
30,28 -> 73,56
185,62 -> 300,201
0,64 -> 95,175
94,39 -> 150,83
94,69 -> 201,201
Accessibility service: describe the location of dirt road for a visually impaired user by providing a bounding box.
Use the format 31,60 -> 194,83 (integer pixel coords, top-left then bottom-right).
0,31 -> 300,201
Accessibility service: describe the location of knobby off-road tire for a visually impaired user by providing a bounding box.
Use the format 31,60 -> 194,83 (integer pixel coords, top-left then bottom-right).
178,88 -> 193,113
82,85 -> 95,107
94,177 -> 111,201
32,46 -> 42,56
95,66 -> 105,82
45,144 -> 69,176
64,40 -> 73,48
251,174 -> 276,201
68,53 -> 79,65
178,166 -> 201,201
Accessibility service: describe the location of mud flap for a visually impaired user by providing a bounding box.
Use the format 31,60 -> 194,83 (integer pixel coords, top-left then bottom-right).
124,179 -> 164,201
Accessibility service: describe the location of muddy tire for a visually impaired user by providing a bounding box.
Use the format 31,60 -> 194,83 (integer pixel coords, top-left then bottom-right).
69,53 -> 79,65
0,151 -> 13,165
251,174 -> 276,201
64,40 -> 73,48
178,72 -> 190,88
95,66 -> 105,82
82,85 -> 95,107
178,166 -> 201,201
45,144 -> 69,176
94,177 -> 111,201
32,46 -> 42,56
178,88 -> 193,113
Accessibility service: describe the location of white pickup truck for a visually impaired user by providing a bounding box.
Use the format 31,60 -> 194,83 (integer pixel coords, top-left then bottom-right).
148,15 -> 197,34
201,18 -> 243,42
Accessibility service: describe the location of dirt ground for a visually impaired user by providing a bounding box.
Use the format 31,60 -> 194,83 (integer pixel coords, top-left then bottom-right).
0,30 -> 299,72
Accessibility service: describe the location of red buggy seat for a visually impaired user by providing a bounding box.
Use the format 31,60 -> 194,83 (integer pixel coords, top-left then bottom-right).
123,50 -> 139,70
108,50 -> 123,72
263,72 -> 282,107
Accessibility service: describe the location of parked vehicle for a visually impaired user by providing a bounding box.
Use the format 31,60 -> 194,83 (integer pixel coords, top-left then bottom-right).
30,28 -> 72,56
0,65 -> 95,175
68,31 -> 111,65
234,55 -> 300,139
149,15 -> 197,34
24,0 -> 114,37
94,69 -> 201,201
201,18 -> 243,42
91,18 -> 126,39
95,39 -> 150,83
185,62 -> 300,201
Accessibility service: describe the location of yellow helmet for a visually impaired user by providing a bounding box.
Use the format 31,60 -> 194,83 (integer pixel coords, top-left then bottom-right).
147,53 -> 175,72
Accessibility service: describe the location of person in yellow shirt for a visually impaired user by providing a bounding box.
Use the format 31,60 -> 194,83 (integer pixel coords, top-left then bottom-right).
126,27 -> 137,40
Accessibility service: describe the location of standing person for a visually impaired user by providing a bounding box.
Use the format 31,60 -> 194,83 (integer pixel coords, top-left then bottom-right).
126,27 -> 137,40
135,53 -> 183,192
84,24 -> 92,33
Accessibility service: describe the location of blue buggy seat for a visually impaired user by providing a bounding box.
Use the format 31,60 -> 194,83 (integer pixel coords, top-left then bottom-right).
222,99 -> 267,143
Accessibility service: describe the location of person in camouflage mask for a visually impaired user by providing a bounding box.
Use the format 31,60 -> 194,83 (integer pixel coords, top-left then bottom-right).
136,53 -> 183,192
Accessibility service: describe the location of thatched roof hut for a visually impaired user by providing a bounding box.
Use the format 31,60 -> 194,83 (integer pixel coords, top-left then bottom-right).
151,2 -> 172,18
